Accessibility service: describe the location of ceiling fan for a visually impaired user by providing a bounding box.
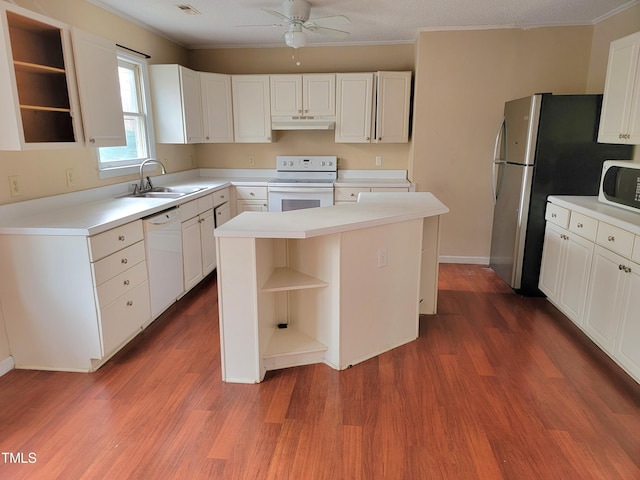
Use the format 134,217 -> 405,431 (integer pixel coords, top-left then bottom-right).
241,0 -> 351,49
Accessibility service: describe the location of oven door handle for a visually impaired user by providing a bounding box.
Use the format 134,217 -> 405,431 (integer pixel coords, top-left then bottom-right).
268,187 -> 333,194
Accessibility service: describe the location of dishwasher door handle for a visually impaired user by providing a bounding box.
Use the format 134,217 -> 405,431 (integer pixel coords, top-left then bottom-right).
145,208 -> 180,226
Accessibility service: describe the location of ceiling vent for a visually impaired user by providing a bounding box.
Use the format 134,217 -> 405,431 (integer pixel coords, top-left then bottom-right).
175,4 -> 201,15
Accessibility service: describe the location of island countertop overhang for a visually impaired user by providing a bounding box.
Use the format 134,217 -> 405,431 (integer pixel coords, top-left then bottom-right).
214,192 -> 449,239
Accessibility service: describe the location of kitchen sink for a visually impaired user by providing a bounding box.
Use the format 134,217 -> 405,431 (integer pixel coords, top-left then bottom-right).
122,186 -> 207,199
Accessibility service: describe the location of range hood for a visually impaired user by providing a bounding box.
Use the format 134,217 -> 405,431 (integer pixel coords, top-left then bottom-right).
271,116 -> 335,130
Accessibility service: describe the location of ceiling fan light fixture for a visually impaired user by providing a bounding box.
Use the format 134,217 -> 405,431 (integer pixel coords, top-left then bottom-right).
284,28 -> 306,48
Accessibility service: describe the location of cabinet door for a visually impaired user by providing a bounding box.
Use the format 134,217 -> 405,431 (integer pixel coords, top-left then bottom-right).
583,246 -> 626,353
237,200 -> 268,212
232,75 -> 272,143
180,66 -> 203,143
0,5 -> 81,149
303,74 -> 335,116
598,32 -> 640,144
150,64 -> 203,144
375,71 -> 411,143
539,222 -> 565,301
200,72 -> 233,143
614,260 -> 640,382
270,74 -> 302,116
200,210 -> 216,275
71,28 -> 125,147
557,230 -> 594,324
215,202 -> 231,227
335,73 -> 373,143
182,215 -> 203,291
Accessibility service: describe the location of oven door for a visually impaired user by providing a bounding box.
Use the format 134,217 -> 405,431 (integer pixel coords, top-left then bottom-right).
268,186 -> 334,212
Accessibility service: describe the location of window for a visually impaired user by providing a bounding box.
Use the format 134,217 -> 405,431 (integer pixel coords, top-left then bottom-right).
97,51 -> 155,176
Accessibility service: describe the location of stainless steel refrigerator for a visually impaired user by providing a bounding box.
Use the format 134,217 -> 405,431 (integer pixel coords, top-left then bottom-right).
489,94 -> 633,296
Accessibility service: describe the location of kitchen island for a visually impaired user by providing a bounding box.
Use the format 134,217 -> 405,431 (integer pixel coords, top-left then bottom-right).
214,192 -> 448,383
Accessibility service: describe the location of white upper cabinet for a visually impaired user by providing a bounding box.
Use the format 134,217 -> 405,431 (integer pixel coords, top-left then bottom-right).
374,71 -> 412,143
71,28 -> 125,148
200,72 -> 234,143
335,71 -> 412,144
598,31 -> 640,145
149,64 -> 203,144
232,75 -> 272,143
335,72 -> 374,143
0,3 -> 83,150
270,74 -> 335,116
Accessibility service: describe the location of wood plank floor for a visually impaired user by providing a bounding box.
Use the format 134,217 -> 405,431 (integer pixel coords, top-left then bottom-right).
0,264 -> 638,479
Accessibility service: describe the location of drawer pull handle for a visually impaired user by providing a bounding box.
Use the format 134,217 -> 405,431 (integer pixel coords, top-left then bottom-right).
577,223 -> 583,228
123,279 -> 130,286
118,235 -> 125,241
350,193 -> 356,197
608,235 -> 615,242
551,213 -> 557,218
126,300 -> 133,307
221,195 -> 225,199
619,264 -> 624,270
121,258 -> 128,264
250,192 -> 255,196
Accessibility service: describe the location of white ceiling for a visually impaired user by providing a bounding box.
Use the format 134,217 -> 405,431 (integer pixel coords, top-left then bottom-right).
89,0 -> 639,49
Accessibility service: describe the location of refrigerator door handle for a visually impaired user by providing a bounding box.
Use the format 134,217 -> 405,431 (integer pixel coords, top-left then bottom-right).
492,117 -> 506,204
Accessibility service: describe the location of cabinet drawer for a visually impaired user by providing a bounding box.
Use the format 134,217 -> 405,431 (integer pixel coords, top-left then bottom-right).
89,220 -> 143,261
633,235 -> 640,264
213,187 -> 230,207
335,187 -> 370,202
569,212 -> 598,242
180,199 -> 199,221
92,240 -> 146,286
545,203 -> 569,228
100,280 -> 150,355
596,222 -> 634,258
197,194 -> 213,213
371,187 -> 410,192
235,186 -> 267,200
96,260 -> 148,307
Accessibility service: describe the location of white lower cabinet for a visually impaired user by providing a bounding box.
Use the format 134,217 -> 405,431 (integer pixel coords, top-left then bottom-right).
614,262 -> 640,381
235,186 -> 268,213
539,221 -> 594,325
0,219 -> 151,371
181,195 -> 216,292
583,246 -> 637,354
540,199 -> 640,384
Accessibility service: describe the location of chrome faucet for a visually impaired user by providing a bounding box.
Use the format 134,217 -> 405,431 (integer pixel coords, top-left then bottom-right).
138,159 -> 167,193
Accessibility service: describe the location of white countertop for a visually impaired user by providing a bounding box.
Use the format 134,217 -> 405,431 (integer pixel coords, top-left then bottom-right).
548,195 -> 640,235
0,168 -> 415,237
334,169 -> 412,188
214,192 -> 448,239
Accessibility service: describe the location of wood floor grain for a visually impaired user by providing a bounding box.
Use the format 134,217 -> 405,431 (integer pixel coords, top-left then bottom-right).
0,264 -> 638,479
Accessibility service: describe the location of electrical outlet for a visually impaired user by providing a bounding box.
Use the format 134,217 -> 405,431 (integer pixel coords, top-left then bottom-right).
65,168 -> 75,187
377,248 -> 388,268
8,175 -> 22,197
249,155 -> 255,166
375,156 -> 382,166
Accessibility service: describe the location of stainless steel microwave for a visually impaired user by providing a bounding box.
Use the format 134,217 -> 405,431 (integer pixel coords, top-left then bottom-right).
599,160 -> 640,212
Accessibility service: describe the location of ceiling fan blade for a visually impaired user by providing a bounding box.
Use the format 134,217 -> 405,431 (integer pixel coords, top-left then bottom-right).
304,15 -> 351,28
235,23 -> 285,28
261,8 -> 291,22
303,25 -> 350,39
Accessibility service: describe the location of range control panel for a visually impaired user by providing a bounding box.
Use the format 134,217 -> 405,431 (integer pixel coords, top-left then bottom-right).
276,156 -> 337,172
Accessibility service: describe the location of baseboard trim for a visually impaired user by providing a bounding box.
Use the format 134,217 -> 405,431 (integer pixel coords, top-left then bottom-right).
440,256 -> 489,265
0,356 -> 15,377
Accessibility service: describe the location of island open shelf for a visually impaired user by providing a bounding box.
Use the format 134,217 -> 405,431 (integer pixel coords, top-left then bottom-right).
215,192 -> 448,383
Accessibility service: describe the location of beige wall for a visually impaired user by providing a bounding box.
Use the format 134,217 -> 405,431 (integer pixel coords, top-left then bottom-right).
0,0 -> 192,205
410,18 -> 637,261
190,44 -> 414,170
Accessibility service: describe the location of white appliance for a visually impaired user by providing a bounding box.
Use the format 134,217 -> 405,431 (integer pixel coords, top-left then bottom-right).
599,160 -> 640,213
268,155 -> 337,212
143,208 -> 184,319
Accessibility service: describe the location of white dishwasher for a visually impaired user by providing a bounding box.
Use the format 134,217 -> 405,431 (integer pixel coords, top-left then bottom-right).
143,207 -> 184,320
